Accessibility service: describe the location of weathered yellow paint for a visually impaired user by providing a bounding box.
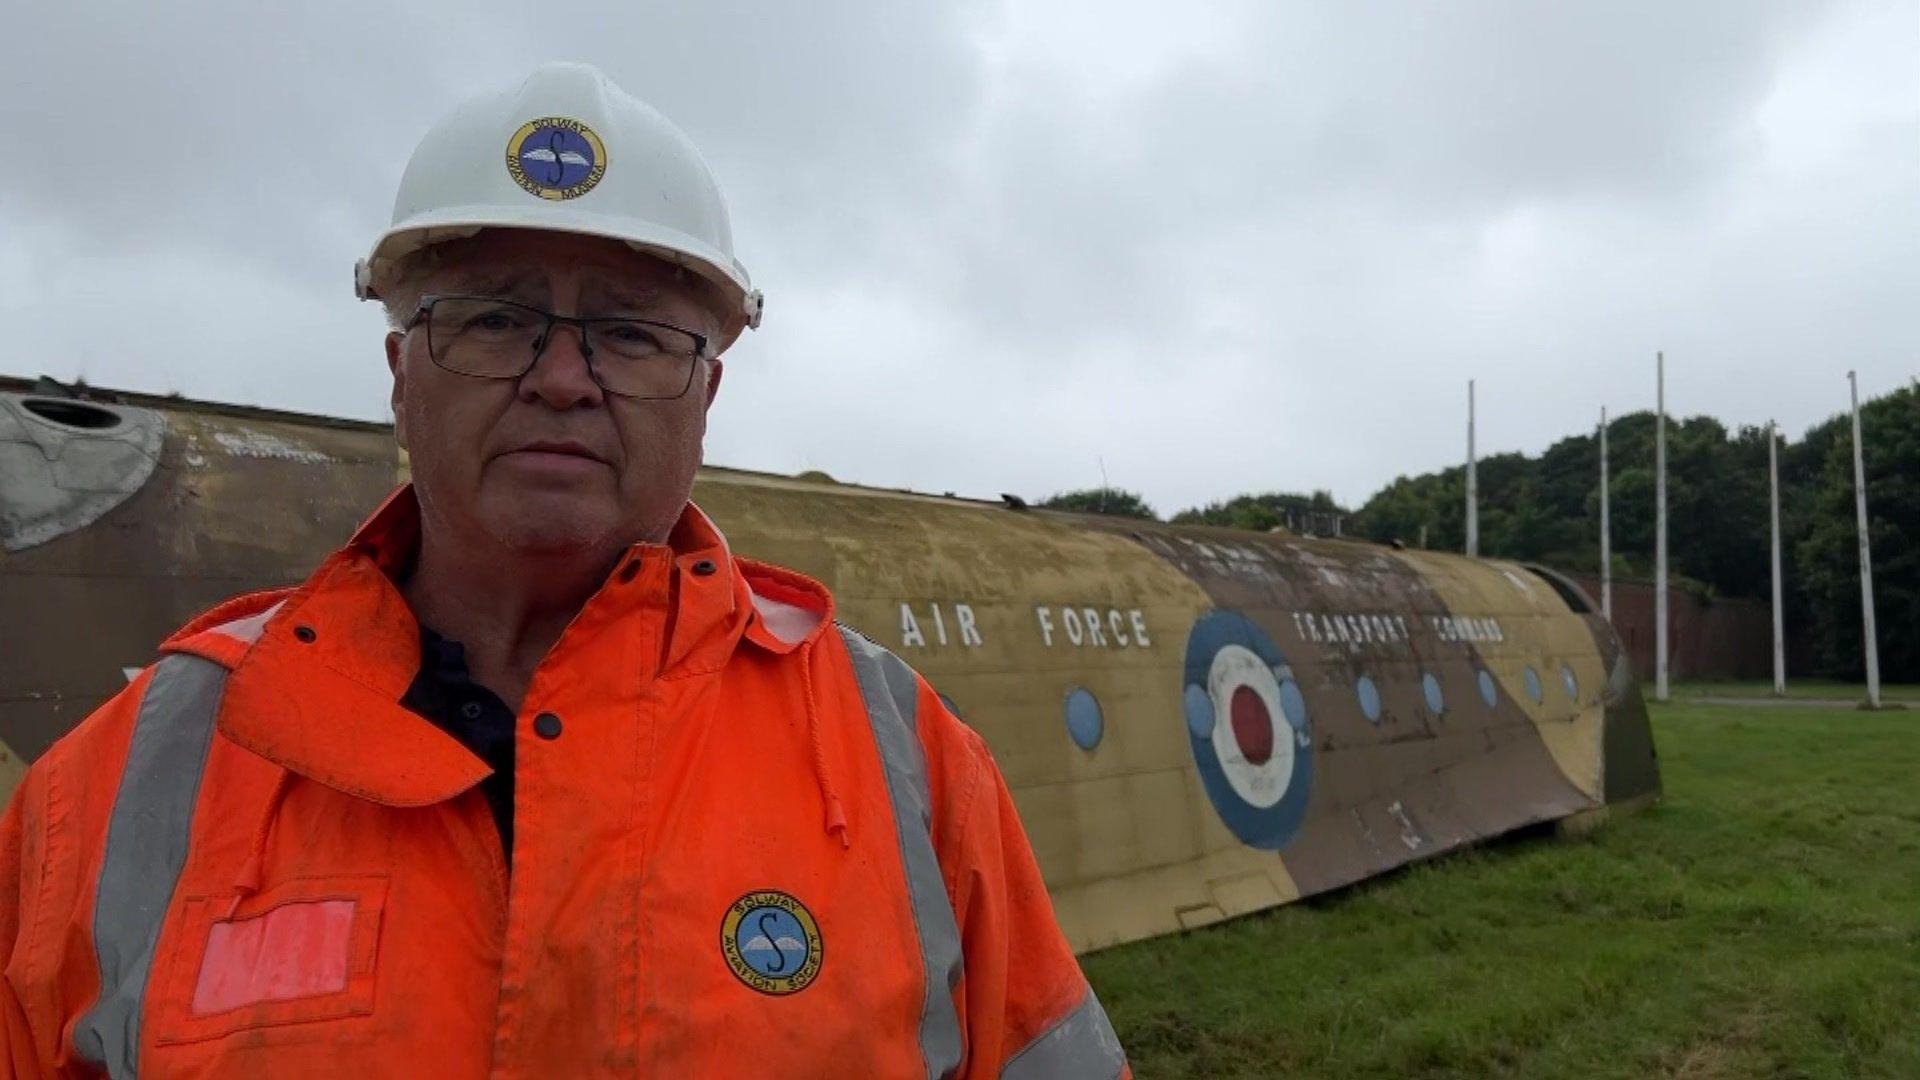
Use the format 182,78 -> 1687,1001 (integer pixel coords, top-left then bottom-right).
1390,550 -> 1605,802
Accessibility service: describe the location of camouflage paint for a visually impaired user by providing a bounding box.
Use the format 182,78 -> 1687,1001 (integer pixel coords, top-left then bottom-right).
0,379 -> 1658,952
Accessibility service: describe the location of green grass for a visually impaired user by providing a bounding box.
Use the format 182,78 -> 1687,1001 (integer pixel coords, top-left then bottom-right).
1671,678 -> 1919,704
1083,703 -> 1920,1079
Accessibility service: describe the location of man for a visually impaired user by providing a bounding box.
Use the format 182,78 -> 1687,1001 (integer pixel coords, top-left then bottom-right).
0,62 -> 1126,1078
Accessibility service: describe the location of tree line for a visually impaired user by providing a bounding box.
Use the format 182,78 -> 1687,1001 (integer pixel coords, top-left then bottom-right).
1038,380 -> 1918,680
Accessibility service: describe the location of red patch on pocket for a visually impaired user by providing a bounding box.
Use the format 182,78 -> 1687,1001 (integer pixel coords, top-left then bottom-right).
154,875 -> 386,1045
191,898 -> 356,1014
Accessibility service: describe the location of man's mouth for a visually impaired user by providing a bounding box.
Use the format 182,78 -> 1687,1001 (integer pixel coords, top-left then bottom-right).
506,440 -> 604,462
498,441 -> 611,473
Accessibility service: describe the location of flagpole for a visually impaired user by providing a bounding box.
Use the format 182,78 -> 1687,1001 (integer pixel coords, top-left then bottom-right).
1768,419 -> 1785,696
1848,371 -> 1882,708
1655,352 -> 1668,702
1599,406 -> 1611,622
1466,380 -> 1479,557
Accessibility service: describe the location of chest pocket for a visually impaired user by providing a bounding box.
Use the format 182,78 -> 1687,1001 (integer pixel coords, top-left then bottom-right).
148,874 -> 388,1046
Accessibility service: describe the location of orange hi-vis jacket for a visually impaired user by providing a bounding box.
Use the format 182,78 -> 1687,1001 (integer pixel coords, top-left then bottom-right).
0,489 -> 1127,1078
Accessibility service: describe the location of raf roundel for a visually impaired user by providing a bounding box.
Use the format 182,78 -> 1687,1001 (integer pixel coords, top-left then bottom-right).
506,116 -> 608,200
720,890 -> 823,996
1181,610 -> 1314,850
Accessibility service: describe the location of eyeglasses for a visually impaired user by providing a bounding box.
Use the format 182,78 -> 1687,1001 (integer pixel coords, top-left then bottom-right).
407,294 -> 711,400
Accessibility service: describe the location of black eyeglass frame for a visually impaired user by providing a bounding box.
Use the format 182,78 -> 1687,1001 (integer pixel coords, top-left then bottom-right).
405,293 -> 713,400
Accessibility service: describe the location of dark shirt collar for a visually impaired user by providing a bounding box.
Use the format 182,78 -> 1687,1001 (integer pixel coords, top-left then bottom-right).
401,624 -> 517,858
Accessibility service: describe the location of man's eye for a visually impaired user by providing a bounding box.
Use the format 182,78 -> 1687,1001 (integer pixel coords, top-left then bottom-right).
468,310 -> 529,333
604,323 -> 661,347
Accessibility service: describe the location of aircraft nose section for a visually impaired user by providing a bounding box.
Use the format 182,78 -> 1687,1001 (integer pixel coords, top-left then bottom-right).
0,391 -> 163,552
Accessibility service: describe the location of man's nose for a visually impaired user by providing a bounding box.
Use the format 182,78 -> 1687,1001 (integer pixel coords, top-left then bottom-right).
519,324 -> 606,409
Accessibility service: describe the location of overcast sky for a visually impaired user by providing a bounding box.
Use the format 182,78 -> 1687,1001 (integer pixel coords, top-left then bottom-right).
2,2 -> 1914,513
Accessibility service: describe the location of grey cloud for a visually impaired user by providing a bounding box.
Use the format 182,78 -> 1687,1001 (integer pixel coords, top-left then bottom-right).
2,0 -> 1913,516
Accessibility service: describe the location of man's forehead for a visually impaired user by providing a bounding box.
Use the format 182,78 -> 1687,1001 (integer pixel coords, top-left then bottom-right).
432,263 -> 666,306
425,229 -> 675,286
411,229 -> 722,329
435,265 -> 545,295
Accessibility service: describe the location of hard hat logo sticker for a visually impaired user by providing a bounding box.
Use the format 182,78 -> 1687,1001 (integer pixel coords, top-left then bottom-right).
720,890 -> 823,995
506,117 -> 607,200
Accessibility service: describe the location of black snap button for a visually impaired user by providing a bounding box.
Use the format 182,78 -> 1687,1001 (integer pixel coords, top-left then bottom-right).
533,712 -> 563,740
294,625 -> 317,643
460,701 -> 483,721
692,559 -> 718,577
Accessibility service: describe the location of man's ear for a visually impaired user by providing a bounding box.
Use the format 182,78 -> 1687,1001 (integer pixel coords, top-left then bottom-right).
702,358 -> 724,413
386,331 -> 410,451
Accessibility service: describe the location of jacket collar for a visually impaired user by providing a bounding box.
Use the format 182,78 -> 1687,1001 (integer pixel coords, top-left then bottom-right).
197,484 -> 831,807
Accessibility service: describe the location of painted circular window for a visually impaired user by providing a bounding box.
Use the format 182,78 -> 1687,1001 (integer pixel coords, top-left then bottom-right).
1422,671 -> 1445,715
1356,675 -> 1383,723
1182,683 -> 1214,739
1065,687 -> 1104,751
1524,666 -> 1545,705
1561,664 -> 1579,702
1279,678 -> 1308,731
1477,669 -> 1499,708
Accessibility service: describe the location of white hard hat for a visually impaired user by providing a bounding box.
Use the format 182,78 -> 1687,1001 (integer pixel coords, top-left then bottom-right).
356,61 -> 763,348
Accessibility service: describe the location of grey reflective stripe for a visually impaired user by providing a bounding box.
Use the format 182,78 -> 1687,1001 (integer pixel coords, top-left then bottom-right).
838,626 -> 965,1079
1001,987 -> 1127,1080
73,654 -> 229,1079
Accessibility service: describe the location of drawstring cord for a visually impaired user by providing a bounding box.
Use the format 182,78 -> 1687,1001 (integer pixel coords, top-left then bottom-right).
799,643 -> 850,849
227,767 -> 295,916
